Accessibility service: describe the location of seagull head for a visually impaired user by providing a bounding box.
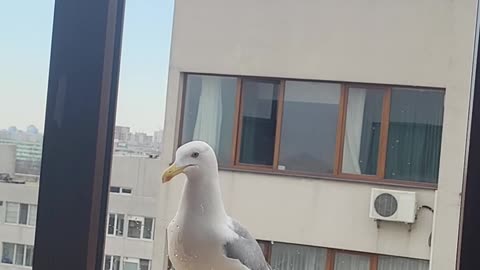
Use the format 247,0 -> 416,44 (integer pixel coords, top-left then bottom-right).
162,141 -> 218,183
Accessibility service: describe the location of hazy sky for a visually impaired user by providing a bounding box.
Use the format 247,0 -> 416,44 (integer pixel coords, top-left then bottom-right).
0,1 -> 174,134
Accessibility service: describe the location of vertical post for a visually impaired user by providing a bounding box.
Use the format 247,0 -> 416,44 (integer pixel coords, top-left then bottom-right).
33,1 -> 125,270
458,2 -> 480,269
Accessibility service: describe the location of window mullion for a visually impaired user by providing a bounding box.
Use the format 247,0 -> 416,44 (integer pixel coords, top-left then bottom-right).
16,203 -> 20,224
13,244 -> 17,265
334,84 -> 349,175
23,245 -> 27,266
370,254 -> 379,270
231,78 -> 243,166
377,88 -> 392,178
26,205 -> 30,226
326,249 -> 335,270
273,80 -> 286,170
114,214 -> 118,236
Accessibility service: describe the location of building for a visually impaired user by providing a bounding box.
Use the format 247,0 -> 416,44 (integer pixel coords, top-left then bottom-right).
155,1 -> 477,270
0,140 -> 42,175
0,145 -> 163,270
115,126 -> 131,142
153,131 -> 162,146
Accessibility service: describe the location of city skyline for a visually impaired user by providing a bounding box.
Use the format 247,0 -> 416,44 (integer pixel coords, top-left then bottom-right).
0,1 -> 174,134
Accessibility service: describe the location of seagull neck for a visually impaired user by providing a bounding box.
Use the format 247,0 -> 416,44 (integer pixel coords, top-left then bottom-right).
180,172 -> 227,221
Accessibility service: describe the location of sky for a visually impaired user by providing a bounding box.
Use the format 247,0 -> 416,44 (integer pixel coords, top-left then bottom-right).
0,0 -> 174,134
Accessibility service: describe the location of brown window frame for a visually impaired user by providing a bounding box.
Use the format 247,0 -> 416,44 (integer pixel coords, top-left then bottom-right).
258,240 -> 427,270
179,73 -> 444,189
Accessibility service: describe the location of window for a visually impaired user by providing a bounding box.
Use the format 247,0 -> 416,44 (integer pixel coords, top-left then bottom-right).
341,87 -> 384,176
261,241 -> 428,270
127,216 -> 154,240
270,242 -> 327,270
1,242 -> 33,267
180,74 -> 237,166
107,213 -> 125,236
378,256 -> 429,270
1,243 -> 14,264
238,79 -> 280,166
122,257 -> 150,270
5,202 -> 19,224
28,205 -> 37,226
122,188 -> 132,194
385,89 -> 444,182
110,186 -> 121,193
104,255 -> 121,270
110,186 -> 133,195
180,74 -> 444,185
5,202 -> 37,226
334,252 -> 370,270
279,81 -> 341,173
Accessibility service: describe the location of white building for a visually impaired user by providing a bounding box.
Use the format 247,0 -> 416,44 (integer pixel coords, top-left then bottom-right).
0,145 -> 164,270
154,0 -> 478,270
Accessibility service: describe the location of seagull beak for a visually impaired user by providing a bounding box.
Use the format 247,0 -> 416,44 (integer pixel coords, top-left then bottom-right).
162,163 -> 186,183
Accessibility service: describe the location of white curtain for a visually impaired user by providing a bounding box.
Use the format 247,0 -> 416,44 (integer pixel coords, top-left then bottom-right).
378,256 -> 429,270
342,89 -> 366,174
193,76 -> 223,151
334,252 -> 370,270
270,242 -> 327,270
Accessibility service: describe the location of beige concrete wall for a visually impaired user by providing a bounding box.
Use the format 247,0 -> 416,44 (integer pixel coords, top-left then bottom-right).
156,0 -> 478,269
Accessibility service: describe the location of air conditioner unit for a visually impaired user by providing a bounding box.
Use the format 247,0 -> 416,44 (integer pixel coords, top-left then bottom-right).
369,188 -> 417,224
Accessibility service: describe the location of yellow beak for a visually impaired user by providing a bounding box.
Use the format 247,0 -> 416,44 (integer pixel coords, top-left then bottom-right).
162,163 -> 185,183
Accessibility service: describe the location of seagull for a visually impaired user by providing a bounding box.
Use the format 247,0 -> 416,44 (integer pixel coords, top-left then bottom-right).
162,141 -> 272,270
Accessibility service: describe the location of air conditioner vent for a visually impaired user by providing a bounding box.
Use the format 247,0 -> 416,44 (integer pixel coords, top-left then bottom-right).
374,193 -> 398,217
370,188 -> 416,223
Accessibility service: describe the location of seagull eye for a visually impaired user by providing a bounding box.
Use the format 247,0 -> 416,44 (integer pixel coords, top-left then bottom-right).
191,152 -> 199,158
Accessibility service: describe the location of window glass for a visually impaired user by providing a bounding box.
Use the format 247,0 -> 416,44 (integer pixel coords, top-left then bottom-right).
124,261 -> 139,270
5,202 -> 19,223
122,188 -> 132,194
105,255 -> 112,270
14,244 -> 25,265
28,205 -> 37,226
25,246 -> 34,267
140,259 -> 150,270
110,186 -> 121,193
1,243 -> 14,264
113,256 -> 121,270
108,214 -> 116,235
270,242 -> 327,270
279,81 -> 341,173
105,255 -> 122,270
334,252 -> 370,270
378,256 -> 429,270
239,79 -> 279,165
116,214 -> 125,236
143,218 -> 154,239
181,74 -> 237,166
342,87 -> 384,175
19,203 -> 28,225
128,219 -> 142,239
386,88 -> 444,182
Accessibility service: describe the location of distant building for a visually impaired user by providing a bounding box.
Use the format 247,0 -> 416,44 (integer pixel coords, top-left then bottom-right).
26,125 -> 38,135
0,153 -> 162,270
0,139 -> 42,175
153,131 -> 162,145
115,126 -> 131,141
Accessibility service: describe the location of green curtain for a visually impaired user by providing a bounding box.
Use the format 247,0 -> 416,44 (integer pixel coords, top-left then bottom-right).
385,89 -> 444,183
385,122 -> 442,183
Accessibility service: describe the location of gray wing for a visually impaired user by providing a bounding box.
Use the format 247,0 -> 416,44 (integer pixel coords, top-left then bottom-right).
223,219 -> 272,270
